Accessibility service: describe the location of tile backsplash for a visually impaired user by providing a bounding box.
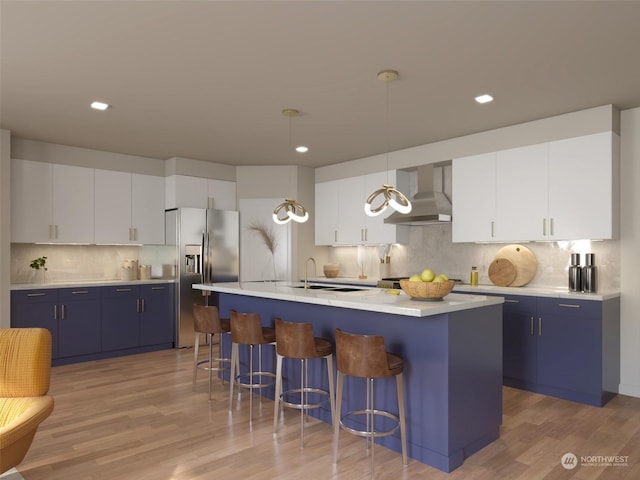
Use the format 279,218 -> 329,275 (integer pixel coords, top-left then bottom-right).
11,244 -> 176,284
327,223 -> 620,290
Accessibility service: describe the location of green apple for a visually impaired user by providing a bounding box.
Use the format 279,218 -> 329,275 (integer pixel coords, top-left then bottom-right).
439,273 -> 449,281
433,275 -> 446,283
420,269 -> 435,282
409,274 -> 422,282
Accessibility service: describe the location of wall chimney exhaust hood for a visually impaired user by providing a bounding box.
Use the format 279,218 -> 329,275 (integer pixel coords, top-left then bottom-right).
384,164 -> 452,225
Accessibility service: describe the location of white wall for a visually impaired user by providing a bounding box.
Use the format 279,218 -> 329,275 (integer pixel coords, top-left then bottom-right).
0,130 -> 10,328
316,104 -> 619,182
619,107 -> 640,397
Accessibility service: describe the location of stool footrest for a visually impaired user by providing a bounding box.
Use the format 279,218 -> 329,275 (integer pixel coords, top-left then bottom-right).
280,387 -> 330,411
339,409 -> 400,439
196,358 -> 231,372
234,371 -> 276,390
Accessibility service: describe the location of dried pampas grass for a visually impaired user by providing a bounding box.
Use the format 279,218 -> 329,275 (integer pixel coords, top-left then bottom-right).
248,221 -> 278,255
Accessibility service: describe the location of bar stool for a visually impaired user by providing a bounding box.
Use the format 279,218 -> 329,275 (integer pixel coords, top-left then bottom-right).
333,328 -> 408,475
192,304 -> 231,400
272,318 -> 336,447
228,309 -> 277,427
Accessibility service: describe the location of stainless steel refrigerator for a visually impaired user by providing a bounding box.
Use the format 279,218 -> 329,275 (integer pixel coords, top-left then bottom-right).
165,208 -> 240,348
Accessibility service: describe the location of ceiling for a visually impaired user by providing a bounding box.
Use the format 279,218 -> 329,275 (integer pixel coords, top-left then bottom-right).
2,1 -> 640,168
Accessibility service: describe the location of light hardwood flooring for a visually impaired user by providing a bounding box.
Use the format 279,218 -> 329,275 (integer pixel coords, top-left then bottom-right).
16,348 -> 640,480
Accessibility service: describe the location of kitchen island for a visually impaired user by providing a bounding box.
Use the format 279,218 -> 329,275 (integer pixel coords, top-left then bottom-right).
193,281 -> 504,473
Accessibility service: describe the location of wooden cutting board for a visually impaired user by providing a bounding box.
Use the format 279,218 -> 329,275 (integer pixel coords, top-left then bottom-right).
488,257 -> 517,286
493,244 -> 537,286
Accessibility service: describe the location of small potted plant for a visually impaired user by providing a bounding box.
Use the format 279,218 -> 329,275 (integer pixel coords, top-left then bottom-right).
29,256 -> 48,283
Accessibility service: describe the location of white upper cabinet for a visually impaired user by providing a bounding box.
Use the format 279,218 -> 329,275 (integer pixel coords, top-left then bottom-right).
95,170 -> 165,244
11,159 -> 53,243
95,170 -> 132,244
132,174 -> 165,244
547,132 -> 617,240
315,170 -> 409,246
165,175 -> 236,210
314,180 -> 339,245
452,132 -> 619,242
495,143 -> 549,241
11,159 -> 94,244
452,152 -> 497,242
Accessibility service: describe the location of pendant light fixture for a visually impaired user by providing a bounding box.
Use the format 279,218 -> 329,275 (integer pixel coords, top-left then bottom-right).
364,69 -> 412,217
272,108 -> 309,224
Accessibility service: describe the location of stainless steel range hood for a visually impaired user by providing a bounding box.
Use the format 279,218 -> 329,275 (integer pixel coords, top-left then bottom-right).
384,164 -> 452,225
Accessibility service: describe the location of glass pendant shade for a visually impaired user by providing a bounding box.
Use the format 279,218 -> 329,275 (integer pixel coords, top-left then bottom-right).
273,198 -> 309,224
364,184 -> 412,217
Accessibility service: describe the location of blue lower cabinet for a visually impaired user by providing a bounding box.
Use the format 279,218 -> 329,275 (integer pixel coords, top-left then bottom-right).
11,289 -> 60,359
57,288 -> 101,358
101,283 -> 175,351
502,294 -> 619,407
139,284 -> 174,346
11,282 -> 175,365
101,286 -> 140,351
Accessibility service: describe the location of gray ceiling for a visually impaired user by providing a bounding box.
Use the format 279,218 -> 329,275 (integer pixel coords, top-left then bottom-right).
2,1 -> 640,168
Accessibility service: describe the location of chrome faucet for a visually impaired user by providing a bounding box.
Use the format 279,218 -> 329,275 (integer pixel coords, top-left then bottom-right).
304,257 -> 316,289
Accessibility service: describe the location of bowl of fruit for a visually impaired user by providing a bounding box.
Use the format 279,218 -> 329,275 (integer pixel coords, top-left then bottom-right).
399,269 -> 455,300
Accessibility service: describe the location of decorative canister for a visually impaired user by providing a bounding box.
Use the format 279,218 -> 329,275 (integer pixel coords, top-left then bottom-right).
139,265 -> 152,280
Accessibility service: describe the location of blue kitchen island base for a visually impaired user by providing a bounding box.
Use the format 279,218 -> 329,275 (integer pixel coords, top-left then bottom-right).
216,291 -> 503,473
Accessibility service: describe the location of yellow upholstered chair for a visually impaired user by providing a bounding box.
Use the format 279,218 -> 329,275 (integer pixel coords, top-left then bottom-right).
0,328 -> 55,474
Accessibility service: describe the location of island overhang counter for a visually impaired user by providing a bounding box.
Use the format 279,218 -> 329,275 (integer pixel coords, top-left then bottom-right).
193,281 -> 504,473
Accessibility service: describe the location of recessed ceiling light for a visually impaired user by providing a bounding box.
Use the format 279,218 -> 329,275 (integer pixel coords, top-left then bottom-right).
475,94 -> 494,104
295,145 -> 309,153
90,101 -> 109,110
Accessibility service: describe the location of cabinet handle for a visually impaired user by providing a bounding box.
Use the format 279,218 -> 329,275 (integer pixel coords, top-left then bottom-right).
151,286 -> 165,290
538,317 -> 542,336
53,304 -> 57,320
61,304 -> 65,320
559,303 -> 580,308
116,288 -> 132,292
490,221 -> 494,238
134,228 -> 138,241
550,218 -> 554,236
27,292 -> 47,297
542,218 -> 547,236
136,299 -> 140,313
530,317 -> 534,336
334,230 -> 337,243
504,299 -> 519,303
71,290 -> 89,295
141,299 -> 145,312
129,227 -> 133,241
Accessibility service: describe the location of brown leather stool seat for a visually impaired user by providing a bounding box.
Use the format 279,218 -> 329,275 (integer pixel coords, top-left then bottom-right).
272,318 -> 336,447
228,310 -> 276,427
192,304 -> 231,400
333,328 -> 408,475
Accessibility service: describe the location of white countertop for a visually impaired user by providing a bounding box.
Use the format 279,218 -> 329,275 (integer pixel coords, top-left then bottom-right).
452,284 -> 620,301
192,281 -> 504,317
11,279 -> 175,290
306,276 -> 620,301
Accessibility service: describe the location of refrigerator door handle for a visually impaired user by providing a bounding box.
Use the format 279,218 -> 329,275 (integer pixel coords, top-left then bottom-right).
200,231 -> 206,282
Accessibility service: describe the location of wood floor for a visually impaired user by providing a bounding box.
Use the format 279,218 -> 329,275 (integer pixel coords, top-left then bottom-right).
15,348 -> 640,480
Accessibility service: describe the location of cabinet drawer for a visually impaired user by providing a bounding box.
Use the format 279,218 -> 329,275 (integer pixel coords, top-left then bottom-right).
101,284 -> 139,298
59,287 -> 101,302
11,289 -> 58,304
537,298 -> 600,321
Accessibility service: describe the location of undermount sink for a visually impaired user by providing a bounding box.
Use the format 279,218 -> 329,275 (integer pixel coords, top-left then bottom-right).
292,285 -> 334,289
292,285 -> 366,292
